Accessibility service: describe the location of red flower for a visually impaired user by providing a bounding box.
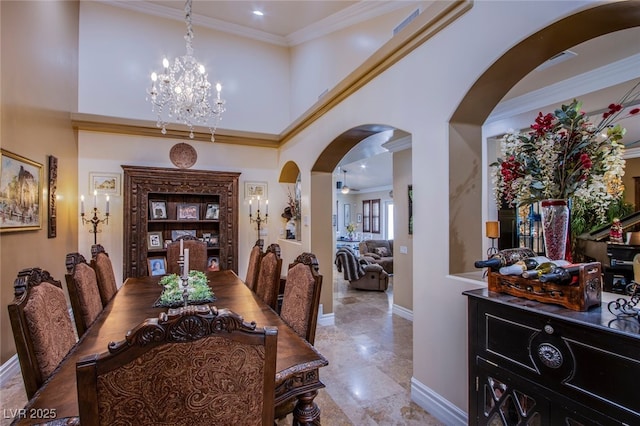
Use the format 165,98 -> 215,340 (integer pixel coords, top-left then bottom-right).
630,108 -> 640,115
531,112 -> 555,136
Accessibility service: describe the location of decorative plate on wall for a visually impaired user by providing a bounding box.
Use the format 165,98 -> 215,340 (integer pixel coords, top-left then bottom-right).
169,143 -> 197,169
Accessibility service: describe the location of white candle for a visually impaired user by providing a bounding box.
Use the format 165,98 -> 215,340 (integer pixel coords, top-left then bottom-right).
180,238 -> 184,256
183,248 -> 189,277
106,195 -> 110,214
266,199 -> 268,215
80,195 -> 85,215
249,199 -> 252,216
93,190 -> 97,208
257,196 -> 261,211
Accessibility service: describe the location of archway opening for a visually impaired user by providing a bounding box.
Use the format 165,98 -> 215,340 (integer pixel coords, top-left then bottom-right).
448,2 -> 640,274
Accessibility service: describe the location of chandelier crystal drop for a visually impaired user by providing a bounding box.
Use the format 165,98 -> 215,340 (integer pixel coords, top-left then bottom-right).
147,0 -> 225,142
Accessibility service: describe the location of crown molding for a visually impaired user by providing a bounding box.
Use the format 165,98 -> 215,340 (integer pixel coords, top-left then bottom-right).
102,1 -> 422,48
487,54 -> 640,123
286,2 -> 423,47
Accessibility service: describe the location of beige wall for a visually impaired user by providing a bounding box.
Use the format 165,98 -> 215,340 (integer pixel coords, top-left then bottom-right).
623,156 -> 640,208
392,148 -> 413,311
1,1 -> 79,363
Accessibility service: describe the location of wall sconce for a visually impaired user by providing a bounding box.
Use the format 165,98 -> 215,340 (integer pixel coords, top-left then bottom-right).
486,221 -> 500,256
81,190 -> 109,245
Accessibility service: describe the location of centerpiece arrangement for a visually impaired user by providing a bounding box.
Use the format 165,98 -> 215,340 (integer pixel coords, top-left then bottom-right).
492,82 -> 639,260
155,270 -> 215,308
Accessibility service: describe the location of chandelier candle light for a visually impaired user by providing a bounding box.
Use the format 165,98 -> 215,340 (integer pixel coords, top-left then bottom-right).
147,0 -> 225,141
80,190 -> 109,245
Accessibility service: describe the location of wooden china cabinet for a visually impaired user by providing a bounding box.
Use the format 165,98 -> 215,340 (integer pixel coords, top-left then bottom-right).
122,165 -> 240,278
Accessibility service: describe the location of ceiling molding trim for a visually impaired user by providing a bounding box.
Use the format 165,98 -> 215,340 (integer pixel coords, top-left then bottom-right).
624,146 -> 640,159
287,1 -> 424,46
71,113 -> 280,148
487,54 -> 640,123
382,135 -> 412,152
103,0 -> 288,46
280,0 -> 473,145
353,184 -> 394,194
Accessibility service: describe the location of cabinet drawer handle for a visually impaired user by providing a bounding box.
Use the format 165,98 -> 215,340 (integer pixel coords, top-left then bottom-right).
537,343 -> 563,368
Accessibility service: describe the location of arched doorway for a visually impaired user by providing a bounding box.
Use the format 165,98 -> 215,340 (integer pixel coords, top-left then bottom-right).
310,124 -> 410,317
448,1 -> 640,274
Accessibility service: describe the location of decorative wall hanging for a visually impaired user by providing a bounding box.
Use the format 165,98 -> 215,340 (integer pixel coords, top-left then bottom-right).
0,149 -> 43,233
89,172 -> 121,196
169,143 -> 197,169
48,155 -> 58,238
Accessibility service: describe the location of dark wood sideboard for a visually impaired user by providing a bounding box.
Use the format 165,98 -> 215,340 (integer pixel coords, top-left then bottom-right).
464,288 -> 640,425
122,166 -> 240,278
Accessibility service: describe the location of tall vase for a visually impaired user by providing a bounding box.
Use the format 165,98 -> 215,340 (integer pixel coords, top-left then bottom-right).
540,199 -> 569,261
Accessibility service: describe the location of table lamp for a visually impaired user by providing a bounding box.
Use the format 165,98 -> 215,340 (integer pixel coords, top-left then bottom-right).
486,221 -> 500,256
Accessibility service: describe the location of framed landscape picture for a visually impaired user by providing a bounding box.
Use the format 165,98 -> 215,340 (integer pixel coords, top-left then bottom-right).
89,172 -> 121,196
244,181 -> 267,200
0,149 -> 43,233
177,203 -> 199,220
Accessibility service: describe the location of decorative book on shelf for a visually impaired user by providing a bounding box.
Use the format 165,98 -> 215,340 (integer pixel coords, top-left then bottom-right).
487,262 -> 602,311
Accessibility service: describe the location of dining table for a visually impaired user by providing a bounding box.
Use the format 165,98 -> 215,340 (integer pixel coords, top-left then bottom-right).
12,270 -> 328,425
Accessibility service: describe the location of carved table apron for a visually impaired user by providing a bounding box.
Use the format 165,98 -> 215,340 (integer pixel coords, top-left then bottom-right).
13,270 -> 328,425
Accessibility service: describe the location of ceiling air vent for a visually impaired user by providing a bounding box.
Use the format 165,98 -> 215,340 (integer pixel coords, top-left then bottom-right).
535,50 -> 577,71
393,9 -> 419,36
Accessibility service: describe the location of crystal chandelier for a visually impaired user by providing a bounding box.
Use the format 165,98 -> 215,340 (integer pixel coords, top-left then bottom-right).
147,0 -> 225,142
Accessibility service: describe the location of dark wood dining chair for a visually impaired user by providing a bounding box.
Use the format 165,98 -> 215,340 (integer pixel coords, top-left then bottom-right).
76,305 -> 277,426
245,240 -> 263,291
65,252 -> 104,337
8,267 -> 77,399
280,252 -> 323,345
90,244 -> 118,306
165,235 -> 208,275
254,243 -> 283,310
275,253 -> 323,421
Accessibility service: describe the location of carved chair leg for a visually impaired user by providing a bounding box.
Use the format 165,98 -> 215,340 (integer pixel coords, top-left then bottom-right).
292,390 -> 321,425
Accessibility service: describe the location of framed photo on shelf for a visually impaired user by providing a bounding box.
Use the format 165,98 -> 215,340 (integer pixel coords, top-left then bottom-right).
147,231 -> 163,250
149,200 -> 167,220
205,203 -> 219,220
0,149 -> 43,233
89,172 -> 121,196
207,256 -> 220,271
171,229 -> 196,241
244,181 -> 267,200
147,256 -> 167,276
209,234 -> 219,246
177,203 -> 199,220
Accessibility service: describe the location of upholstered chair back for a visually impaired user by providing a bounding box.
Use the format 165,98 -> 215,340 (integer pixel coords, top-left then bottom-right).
245,242 -> 263,291
66,252 -> 104,337
280,253 -> 323,344
76,306 -> 277,426
8,268 -> 77,399
166,236 -> 208,275
254,244 -> 282,310
90,244 -> 118,306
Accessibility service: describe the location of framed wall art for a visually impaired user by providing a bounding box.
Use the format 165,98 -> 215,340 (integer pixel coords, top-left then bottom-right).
171,229 -> 196,241
0,149 -> 43,233
89,172 -> 121,196
244,181 -> 267,200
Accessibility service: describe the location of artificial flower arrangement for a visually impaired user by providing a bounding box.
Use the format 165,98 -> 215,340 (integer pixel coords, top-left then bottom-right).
157,270 -> 215,307
492,82 -> 639,236
346,222 -> 357,234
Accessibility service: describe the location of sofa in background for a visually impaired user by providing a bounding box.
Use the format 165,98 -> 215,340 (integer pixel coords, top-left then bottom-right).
335,247 -> 389,291
358,240 -> 393,274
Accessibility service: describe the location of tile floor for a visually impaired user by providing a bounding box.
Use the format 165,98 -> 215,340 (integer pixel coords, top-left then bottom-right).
1,272 -> 443,425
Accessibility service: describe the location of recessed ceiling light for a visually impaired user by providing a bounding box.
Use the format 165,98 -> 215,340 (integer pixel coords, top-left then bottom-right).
253,10 -> 264,16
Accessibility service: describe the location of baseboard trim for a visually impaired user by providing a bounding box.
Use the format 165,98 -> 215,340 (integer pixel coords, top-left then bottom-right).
392,303 -> 413,321
317,304 -> 335,326
0,355 -> 20,387
411,376 -> 468,426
